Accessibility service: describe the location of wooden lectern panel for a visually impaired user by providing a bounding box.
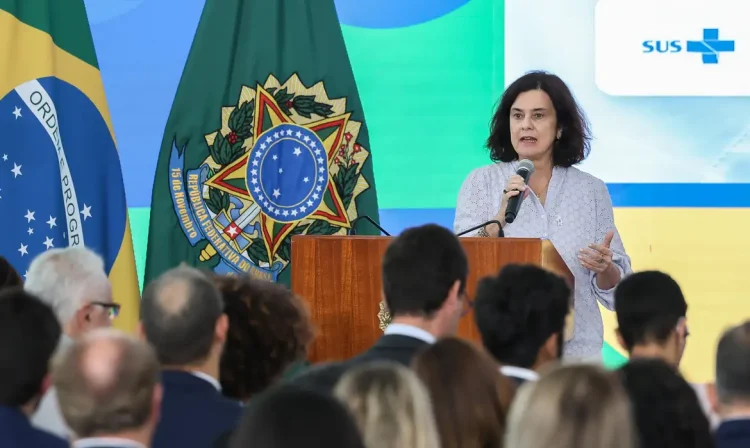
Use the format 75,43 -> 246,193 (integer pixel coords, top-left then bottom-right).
291,235 -> 573,363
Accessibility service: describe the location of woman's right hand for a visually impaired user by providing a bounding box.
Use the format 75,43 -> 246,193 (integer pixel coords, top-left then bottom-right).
495,174 -> 527,227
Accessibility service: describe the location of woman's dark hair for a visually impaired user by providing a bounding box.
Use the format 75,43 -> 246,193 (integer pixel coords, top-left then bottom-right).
412,337 -> 515,448
0,256 -> 23,291
487,70 -> 591,167
212,275 -> 315,402
618,358 -> 714,448
229,385 -> 364,448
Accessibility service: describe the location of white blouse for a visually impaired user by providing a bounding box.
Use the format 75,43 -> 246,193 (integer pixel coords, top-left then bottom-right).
454,160 -> 632,359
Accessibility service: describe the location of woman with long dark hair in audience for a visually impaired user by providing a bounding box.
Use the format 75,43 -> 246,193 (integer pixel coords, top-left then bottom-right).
618,358 -> 714,448
412,337 -> 515,448
505,364 -> 637,448
334,361 -> 440,448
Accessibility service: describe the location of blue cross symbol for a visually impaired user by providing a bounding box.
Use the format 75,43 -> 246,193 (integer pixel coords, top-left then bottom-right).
686,29 -> 735,64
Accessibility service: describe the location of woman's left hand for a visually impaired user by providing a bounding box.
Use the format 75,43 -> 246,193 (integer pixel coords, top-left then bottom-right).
579,230 -> 614,273
579,230 -> 621,289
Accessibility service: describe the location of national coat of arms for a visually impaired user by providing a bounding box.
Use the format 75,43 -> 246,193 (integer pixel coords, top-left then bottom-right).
168,74 -> 372,280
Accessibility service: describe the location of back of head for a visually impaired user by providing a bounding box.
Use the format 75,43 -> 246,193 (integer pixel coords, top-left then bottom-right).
141,265 -> 223,365
0,256 -> 23,291
618,358 -> 713,448
335,361 -> 440,448
412,337 -> 514,448
212,274 -> 315,401
0,288 -> 61,407
506,365 -> 636,448
24,247 -> 110,325
716,321 -> 750,406
53,328 -> 160,438
231,385 -> 364,448
614,271 -> 687,352
474,264 -> 570,368
382,224 -> 468,316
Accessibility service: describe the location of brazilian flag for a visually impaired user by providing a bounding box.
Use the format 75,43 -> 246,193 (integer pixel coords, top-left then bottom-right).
144,0 -> 380,286
0,0 -> 140,331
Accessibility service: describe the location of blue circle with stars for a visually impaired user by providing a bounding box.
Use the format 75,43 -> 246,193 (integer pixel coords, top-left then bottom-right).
247,123 -> 328,223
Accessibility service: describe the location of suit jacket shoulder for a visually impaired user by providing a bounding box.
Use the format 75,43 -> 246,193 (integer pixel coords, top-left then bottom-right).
0,406 -> 67,448
151,371 -> 242,448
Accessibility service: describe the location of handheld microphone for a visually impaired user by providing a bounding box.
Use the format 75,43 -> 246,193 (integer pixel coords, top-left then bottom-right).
348,215 -> 391,236
504,159 -> 535,224
455,220 -> 504,237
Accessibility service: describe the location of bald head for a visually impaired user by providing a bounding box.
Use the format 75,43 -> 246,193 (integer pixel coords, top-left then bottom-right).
53,328 -> 159,438
140,266 -> 224,366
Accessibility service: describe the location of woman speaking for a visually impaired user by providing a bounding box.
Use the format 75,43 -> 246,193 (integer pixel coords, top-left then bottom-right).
454,71 -> 632,361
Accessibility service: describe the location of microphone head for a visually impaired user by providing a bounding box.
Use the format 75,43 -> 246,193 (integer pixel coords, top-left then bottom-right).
518,159 -> 535,174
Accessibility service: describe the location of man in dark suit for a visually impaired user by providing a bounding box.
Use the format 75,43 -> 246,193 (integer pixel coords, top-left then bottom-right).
707,321 -> 750,448
140,266 -> 242,448
0,288 -> 66,448
473,265 -> 571,386
291,224 -> 469,393
53,328 -> 161,448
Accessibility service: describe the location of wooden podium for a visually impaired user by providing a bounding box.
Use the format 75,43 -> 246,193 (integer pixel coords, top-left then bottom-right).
290,235 -> 573,363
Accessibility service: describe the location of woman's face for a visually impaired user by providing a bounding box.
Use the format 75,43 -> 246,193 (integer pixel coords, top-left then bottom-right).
509,89 -> 560,162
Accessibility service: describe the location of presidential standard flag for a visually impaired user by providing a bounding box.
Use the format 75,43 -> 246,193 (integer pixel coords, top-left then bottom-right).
144,0 -> 380,286
0,0 -> 140,331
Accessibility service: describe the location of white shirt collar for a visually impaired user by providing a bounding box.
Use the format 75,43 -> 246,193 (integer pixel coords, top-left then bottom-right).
189,370 -> 222,392
499,365 -> 539,381
73,437 -> 146,448
384,323 -> 436,344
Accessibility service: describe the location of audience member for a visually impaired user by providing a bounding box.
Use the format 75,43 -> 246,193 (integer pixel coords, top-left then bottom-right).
292,223 -> 469,392
474,264 -> 570,384
618,358 -> 714,448
614,271 -> 688,366
0,288 -> 65,448
228,385 -> 364,448
212,274 -> 315,402
53,329 -> 161,448
140,265 -> 241,448
0,256 -> 23,290
412,337 -> 514,448
708,321 -> 750,448
613,270 -> 718,425
506,364 -> 636,448
334,362 -> 440,448
25,247 -> 117,437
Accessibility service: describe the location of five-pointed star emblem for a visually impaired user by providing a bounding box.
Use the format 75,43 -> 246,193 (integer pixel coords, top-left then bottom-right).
204,85 -> 353,262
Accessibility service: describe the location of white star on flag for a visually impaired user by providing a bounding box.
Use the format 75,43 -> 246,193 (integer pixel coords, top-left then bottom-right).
254,187 -> 260,193
318,176 -> 325,182
306,200 -> 314,207
43,237 -> 54,249
273,132 -> 280,139
278,168 -> 283,174
12,107 -> 22,119
295,131 -> 302,138
273,154 -> 278,161
2,154 -> 7,161
24,210 -> 35,222
303,177 -> 309,183
303,135 -> 310,142
47,216 -> 57,228
291,210 -> 298,216
252,160 -> 258,166
260,143 -> 267,150
226,226 -> 239,237
312,193 -> 320,200
310,141 -> 317,148
27,227 -> 33,235
18,243 -> 28,256
314,149 -> 321,156
317,157 -> 324,164
273,189 -> 281,198
81,204 -> 92,221
282,210 -> 289,216
265,137 -> 273,144
11,163 -> 22,178
316,185 -> 322,192
319,167 -> 325,173
251,169 -> 257,176
300,205 -> 307,213
286,129 -> 293,136
293,147 -> 302,156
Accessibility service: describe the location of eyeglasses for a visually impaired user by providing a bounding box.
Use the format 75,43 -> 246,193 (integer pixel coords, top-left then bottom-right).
91,302 -> 121,320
